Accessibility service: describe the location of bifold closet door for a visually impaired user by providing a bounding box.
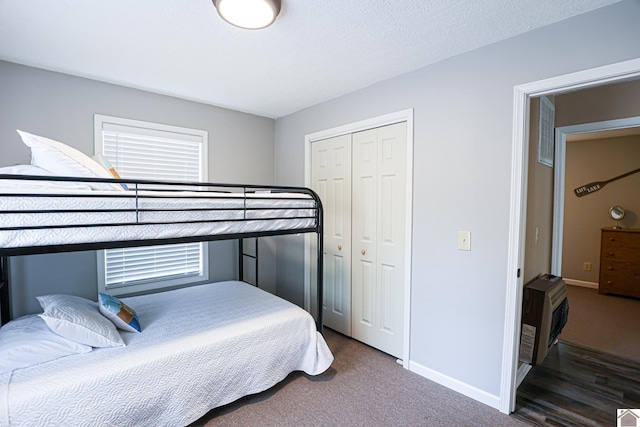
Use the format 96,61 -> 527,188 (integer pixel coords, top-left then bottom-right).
311,134 -> 352,336
351,122 -> 406,358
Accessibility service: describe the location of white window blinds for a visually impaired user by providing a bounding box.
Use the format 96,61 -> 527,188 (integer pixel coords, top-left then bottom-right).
95,115 -> 209,293
102,122 -> 202,182
105,243 -> 203,288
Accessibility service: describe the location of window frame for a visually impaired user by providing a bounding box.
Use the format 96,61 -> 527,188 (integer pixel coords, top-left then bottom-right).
94,114 -> 210,296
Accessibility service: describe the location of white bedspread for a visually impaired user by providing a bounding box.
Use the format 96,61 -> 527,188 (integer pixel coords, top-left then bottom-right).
0,187 -> 317,249
0,281 -> 333,427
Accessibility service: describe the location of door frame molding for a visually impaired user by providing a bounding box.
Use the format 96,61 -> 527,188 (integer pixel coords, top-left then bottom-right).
551,116 -> 640,276
304,108 -> 414,368
501,57 -> 640,414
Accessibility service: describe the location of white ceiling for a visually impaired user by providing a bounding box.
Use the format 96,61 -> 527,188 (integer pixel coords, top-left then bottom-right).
0,0 -> 622,118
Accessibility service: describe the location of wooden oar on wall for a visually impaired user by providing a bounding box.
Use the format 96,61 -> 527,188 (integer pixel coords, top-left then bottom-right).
574,167 -> 640,197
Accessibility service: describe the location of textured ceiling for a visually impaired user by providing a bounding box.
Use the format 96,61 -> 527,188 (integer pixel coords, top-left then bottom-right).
0,0 -> 622,118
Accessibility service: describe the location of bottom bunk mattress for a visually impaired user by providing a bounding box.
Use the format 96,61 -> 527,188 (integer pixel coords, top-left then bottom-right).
0,281 -> 333,427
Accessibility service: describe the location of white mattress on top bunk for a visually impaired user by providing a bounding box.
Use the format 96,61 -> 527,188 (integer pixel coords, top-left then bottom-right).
0,281 -> 333,427
0,186 -> 317,249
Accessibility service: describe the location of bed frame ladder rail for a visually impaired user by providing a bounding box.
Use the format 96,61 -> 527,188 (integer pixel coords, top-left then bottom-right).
238,238 -> 259,287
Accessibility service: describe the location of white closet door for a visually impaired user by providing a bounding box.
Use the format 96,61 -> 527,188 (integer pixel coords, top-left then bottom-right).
311,134 -> 352,335
352,122 -> 406,358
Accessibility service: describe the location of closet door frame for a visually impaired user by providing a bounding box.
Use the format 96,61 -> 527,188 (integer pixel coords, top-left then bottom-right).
304,109 -> 414,368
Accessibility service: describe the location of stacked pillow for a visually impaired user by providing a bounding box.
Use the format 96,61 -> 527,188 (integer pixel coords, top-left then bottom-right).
16,129 -> 125,191
0,315 -> 92,374
0,164 -> 93,190
37,294 -> 127,348
0,293 -> 141,374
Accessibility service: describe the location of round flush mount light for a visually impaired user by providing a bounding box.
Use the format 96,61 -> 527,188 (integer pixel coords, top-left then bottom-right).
213,0 -> 281,30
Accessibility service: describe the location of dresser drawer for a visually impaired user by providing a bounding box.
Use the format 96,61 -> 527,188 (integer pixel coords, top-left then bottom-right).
599,229 -> 640,298
599,265 -> 640,297
601,231 -> 640,262
600,260 -> 640,282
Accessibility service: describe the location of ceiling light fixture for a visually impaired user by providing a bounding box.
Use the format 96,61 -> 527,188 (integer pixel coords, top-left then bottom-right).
213,0 -> 281,30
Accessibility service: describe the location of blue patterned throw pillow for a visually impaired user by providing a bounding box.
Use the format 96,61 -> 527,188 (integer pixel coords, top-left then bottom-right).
98,293 -> 141,333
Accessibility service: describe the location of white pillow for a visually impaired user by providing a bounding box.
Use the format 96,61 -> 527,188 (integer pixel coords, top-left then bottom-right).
0,164 -> 93,190
37,294 -> 125,348
0,164 -> 52,176
0,315 -> 92,374
17,130 -> 123,191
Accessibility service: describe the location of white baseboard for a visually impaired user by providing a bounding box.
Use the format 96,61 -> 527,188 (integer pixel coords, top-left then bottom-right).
408,360 -> 501,410
516,363 -> 531,388
564,278 -> 598,289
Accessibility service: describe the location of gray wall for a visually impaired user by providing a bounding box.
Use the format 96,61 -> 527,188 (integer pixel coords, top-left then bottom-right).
0,61 -> 277,317
274,0 -> 640,402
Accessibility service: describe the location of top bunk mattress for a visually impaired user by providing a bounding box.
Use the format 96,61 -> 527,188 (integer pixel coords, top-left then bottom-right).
0,183 -> 319,253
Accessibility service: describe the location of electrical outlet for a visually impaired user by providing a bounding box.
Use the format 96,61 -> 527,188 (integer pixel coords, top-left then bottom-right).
457,231 -> 471,251
583,262 -> 592,272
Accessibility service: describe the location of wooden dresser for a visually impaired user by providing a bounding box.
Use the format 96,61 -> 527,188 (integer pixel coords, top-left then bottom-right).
599,228 -> 640,298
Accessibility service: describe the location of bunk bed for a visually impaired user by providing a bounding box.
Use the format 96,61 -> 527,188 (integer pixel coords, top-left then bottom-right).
0,172 -> 330,426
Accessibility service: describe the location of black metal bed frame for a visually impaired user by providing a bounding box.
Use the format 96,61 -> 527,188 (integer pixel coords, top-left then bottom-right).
0,174 -> 324,331
239,237 -> 259,286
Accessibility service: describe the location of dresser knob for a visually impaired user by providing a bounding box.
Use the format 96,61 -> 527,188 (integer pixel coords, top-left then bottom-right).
338,245 -> 342,251
610,237 -> 615,241
608,266 -> 613,270
607,281 -> 613,284
361,249 -> 366,255
609,252 -> 614,256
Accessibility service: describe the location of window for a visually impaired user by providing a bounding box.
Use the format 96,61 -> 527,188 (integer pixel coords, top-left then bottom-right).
94,115 -> 209,296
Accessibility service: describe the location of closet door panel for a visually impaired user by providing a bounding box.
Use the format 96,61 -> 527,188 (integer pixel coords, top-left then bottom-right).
378,128 -> 404,339
358,176 -> 376,242
351,128 -> 379,347
356,258 -> 374,326
381,175 -> 396,243
315,178 -> 329,311
311,134 -> 352,335
352,123 -> 406,358
377,123 -> 407,356
331,254 -> 346,315
380,263 -> 395,333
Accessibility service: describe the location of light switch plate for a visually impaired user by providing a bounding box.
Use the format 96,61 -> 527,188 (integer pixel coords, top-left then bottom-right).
458,231 -> 471,251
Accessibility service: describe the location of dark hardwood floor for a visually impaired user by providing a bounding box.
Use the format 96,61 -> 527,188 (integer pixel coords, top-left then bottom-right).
512,340 -> 640,426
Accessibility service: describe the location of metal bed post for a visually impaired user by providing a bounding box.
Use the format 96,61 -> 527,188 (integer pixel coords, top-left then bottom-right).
0,256 -> 10,325
255,238 -> 258,287
238,239 -> 244,281
316,200 -> 324,334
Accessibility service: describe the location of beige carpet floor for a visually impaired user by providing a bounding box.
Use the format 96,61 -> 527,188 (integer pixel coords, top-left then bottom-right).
191,328 -> 528,427
559,284 -> 640,363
